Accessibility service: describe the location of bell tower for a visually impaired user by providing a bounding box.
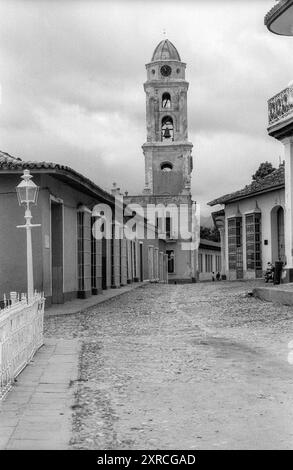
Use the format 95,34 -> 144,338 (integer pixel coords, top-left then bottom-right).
142,39 -> 193,195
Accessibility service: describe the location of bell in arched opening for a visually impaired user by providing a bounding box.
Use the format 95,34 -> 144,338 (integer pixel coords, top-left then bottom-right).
161,116 -> 174,141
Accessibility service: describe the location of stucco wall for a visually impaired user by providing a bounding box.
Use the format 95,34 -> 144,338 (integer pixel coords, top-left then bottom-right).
0,173 -> 113,301
40,174 -> 99,300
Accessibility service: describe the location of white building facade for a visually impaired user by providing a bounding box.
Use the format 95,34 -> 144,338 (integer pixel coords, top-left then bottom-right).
209,166 -> 285,281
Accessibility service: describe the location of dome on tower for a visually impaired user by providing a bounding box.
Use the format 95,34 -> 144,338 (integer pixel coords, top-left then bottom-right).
151,39 -> 181,62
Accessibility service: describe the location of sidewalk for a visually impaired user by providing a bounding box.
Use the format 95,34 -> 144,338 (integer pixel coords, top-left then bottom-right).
45,282 -> 148,317
0,338 -> 80,450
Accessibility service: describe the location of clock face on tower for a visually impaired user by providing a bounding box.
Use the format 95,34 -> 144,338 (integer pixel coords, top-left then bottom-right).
160,65 -> 172,77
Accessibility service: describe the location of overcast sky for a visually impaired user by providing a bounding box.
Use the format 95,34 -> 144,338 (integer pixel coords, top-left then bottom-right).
1,0 -> 292,216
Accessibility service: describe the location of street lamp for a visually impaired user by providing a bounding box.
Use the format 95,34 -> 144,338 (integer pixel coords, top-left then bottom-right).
16,169 -> 41,302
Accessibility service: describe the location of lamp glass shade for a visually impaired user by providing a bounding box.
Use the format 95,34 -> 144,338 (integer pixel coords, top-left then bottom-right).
16,171 -> 39,205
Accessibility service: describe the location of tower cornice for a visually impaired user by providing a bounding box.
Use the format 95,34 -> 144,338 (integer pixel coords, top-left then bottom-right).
144,81 -> 189,90
142,142 -> 193,150
146,60 -> 186,68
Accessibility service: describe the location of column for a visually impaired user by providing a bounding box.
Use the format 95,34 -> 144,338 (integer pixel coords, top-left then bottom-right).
218,227 -> 226,280
111,221 -> 121,288
282,137 -> 293,272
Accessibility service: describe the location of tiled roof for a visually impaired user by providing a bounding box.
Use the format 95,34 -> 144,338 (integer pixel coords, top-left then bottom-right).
0,150 -> 69,171
151,39 -> 181,62
0,150 -> 115,204
199,238 -> 221,251
208,165 -> 285,206
0,150 -> 22,164
264,0 -> 293,26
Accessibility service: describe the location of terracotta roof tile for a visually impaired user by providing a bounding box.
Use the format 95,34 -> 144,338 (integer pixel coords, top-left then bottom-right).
199,238 -> 221,249
0,150 -> 115,204
208,165 -> 284,206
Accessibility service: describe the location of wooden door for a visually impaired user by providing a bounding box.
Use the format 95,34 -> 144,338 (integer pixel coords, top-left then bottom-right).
51,202 -> 64,304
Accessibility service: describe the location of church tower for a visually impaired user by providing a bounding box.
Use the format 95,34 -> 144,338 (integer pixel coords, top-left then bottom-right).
143,39 -> 193,195
124,39 -> 197,284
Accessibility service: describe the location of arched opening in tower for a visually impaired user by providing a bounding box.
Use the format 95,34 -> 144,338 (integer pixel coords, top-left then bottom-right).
162,92 -> 171,109
161,116 -> 174,142
160,162 -> 173,172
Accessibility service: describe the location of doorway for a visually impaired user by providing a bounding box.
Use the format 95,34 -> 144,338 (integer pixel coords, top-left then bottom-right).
277,207 -> 285,261
271,205 -> 285,263
51,201 -> 64,304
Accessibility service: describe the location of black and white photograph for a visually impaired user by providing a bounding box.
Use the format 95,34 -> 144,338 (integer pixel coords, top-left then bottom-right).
1,0 -> 293,457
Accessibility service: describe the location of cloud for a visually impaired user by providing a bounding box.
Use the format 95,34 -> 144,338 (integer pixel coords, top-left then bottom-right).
0,0 -> 289,217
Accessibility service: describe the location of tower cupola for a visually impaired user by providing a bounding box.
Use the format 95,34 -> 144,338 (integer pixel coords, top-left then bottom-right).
151,39 -> 181,62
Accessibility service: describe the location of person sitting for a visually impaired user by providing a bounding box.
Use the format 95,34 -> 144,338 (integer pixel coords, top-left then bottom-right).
265,262 -> 274,283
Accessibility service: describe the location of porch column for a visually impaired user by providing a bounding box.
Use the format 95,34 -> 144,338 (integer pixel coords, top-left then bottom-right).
282,137 -> 293,271
218,227 -> 227,280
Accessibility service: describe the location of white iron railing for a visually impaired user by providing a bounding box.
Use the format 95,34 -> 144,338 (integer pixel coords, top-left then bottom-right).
0,291 -> 45,400
268,86 -> 293,125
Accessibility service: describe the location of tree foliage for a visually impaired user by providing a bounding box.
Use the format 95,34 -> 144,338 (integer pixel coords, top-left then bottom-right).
200,226 -> 220,242
252,161 -> 276,181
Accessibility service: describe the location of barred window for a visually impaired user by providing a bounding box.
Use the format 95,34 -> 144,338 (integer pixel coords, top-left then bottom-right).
246,213 -> 262,276
228,217 -> 242,270
91,217 -> 97,291
77,210 -> 91,292
77,211 -> 84,291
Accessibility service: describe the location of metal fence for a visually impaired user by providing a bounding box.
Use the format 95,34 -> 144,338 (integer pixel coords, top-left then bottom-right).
0,292 -> 45,400
268,86 -> 293,125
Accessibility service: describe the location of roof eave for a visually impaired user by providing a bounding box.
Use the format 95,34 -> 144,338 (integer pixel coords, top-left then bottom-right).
208,183 -> 285,207
265,0 -> 293,35
0,166 -> 116,207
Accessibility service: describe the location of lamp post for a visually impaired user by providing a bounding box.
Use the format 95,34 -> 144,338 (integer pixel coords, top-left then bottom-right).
16,170 -> 41,302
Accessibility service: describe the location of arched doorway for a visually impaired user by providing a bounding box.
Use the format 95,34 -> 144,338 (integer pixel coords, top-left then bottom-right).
271,205 -> 285,263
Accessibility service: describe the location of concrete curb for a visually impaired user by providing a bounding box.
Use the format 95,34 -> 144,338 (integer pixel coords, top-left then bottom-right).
253,285 -> 293,306
45,281 -> 150,317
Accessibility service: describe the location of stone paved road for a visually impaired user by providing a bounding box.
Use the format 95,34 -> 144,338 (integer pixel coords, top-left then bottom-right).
45,281 -> 293,450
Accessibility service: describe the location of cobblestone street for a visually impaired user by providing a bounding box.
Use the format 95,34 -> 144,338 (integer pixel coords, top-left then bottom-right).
44,281 -> 293,450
